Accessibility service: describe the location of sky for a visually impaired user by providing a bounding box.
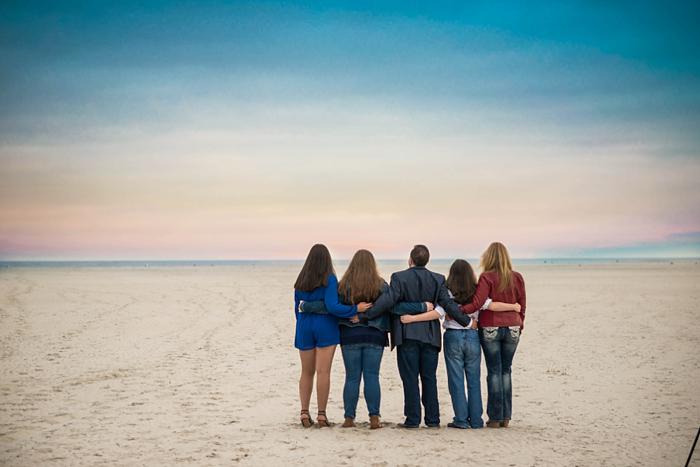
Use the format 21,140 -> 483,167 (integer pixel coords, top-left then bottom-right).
1,0 -> 699,260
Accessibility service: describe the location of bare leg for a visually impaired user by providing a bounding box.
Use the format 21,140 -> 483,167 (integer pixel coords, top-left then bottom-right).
299,349 -> 316,412
315,345 -> 337,416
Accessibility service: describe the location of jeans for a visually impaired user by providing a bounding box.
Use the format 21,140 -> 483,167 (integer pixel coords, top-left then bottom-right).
341,344 -> 384,419
480,326 -> 520,421
443,329 -> 484,428
396,339 -> 440,426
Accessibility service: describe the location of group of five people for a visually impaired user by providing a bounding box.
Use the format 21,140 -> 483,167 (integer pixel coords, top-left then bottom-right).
293,242 -> 526,429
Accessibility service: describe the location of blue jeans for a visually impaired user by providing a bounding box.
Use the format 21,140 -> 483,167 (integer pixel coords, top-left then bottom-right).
340,344 -> 384,419
480,327 -> 520,421
443,329 -> 484,428
396,339 -> 440,426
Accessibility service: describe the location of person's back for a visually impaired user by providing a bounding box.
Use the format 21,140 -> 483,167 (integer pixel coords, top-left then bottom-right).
387,266 -> 446,349
336,250 -> 390,429
293,244 -> 371,429
462,270 -> 526,329
338,281 -> 390,342
456,242 -> 527,428
367,252 -> 470,346
362,244 -> 468,428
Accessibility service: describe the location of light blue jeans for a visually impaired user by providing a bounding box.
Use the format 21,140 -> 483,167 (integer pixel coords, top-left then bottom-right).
444,329 -> 484,428
340,344 -> 384,419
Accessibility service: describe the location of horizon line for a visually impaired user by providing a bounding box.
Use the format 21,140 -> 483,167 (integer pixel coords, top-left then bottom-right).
2,256 -> 699,262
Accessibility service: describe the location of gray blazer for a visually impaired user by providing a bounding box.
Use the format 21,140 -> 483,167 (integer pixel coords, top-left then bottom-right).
366,266 -> 467,349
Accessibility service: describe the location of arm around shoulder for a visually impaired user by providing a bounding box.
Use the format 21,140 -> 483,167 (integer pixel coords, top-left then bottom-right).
436,280 -> 471,327
323,275 -> 358,318
391,302 -> 427,316
459,276 -> 491,314
401,309 -> 441,324
488,301 -> 521,312
365,275 -> 400,320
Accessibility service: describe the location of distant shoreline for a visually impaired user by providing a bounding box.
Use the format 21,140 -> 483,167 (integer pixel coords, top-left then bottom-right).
1,258 -> 698,268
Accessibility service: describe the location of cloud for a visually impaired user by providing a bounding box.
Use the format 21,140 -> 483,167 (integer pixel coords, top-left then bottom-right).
545,231 -> 700,258
1,1 -> 699,259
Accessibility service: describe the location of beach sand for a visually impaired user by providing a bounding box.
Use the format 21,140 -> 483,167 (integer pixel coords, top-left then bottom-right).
1,262 -> 699,466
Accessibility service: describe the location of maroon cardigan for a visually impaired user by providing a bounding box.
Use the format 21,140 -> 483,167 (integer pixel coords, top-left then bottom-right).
459,271 -> 527,329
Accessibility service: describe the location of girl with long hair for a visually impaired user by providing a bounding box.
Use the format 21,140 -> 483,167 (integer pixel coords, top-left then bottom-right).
458,242 -> 526,428
336,249 -> 391,429
294,244 -> 372,427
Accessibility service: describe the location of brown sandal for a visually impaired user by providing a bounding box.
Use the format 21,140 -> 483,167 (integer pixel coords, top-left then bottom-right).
300,409 -> 313,428
317,410 -> 330,427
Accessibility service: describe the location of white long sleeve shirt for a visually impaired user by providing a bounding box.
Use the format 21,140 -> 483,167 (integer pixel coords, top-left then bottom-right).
436,294 -> 492,330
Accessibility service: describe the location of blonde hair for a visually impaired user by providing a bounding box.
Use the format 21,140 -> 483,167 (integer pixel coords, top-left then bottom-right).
480,242 -> 513,292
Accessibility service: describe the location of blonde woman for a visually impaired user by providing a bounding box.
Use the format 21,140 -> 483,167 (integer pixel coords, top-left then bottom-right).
458,242 -> 526,428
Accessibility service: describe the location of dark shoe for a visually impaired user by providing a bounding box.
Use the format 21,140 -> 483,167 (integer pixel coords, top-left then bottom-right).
468,418 -> 484,429
447,422 -> 468,429
300,409 -> 313,428
397,423 -> 420,429
500,420 -> 510,428
425,423 -> 440,428
369,415 -> 383,430
342,417 -> 355,428
317,411 -> 331,428
486,420 -> 501,428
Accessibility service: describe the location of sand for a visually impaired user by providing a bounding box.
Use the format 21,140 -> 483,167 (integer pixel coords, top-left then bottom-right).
1,261 -> 699,466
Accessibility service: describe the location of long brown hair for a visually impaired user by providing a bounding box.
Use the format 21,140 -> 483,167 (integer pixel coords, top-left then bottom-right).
338,249 -> 384,304
480,242 -> 513,292
294,244 -> 335,292
446,259 -> 478,304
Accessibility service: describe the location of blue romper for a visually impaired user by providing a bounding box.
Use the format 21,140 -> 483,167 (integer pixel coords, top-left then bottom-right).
294,274 -> 357,350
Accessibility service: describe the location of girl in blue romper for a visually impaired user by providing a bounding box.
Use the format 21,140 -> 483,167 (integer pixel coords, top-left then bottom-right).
294,244 -> 371,427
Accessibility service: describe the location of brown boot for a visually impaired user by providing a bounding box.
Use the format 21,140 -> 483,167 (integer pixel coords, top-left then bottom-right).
369,415 -> 383,430
500,420 -> 510,428
486,420 -> 501,428
342,417 -> 355,428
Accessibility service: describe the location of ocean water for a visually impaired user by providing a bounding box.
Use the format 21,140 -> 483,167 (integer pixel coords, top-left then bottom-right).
0,258 -> 696,268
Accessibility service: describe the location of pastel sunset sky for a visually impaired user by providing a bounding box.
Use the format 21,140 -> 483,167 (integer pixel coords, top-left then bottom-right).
1,1 -> 699,260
